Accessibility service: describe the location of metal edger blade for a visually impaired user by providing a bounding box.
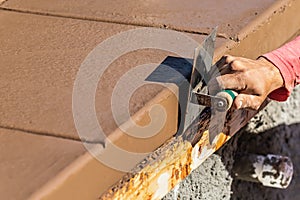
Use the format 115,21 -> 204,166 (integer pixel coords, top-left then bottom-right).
182,27 -> 216,133
183,27 -> 227,145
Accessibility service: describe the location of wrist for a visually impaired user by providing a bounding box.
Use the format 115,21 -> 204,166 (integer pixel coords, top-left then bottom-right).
257,56 -> 284,92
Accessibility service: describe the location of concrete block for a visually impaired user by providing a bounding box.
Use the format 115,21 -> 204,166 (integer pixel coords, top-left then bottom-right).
0,11 -> 226,140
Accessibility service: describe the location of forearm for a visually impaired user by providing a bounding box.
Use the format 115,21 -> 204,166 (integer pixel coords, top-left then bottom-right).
263,36 -> 300,101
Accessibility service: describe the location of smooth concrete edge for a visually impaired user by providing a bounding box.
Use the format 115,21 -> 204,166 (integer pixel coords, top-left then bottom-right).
29,0 -> 300,199
226,0 -> 299,58
29,85 -> 179,200
237,0 -> 294,42
107,84 -> 178,143
28,151 -> 95,200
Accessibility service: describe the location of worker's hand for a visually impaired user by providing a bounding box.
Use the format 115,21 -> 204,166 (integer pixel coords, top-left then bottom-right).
208,55 -> 284,110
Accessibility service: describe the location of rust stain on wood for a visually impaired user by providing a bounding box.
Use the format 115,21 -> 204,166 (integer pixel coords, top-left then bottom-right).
99,96 -> 269,200
100,133 -> 231,199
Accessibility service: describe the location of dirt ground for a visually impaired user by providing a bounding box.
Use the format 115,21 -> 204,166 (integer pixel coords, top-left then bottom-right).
164,85 -> 300,200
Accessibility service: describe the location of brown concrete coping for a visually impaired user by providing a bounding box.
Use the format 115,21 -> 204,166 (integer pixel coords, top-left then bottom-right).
0,10 -> 224,141
28,0 -> 300,199
0,128 -> 85,200
0,9 -> 225,200
29,86 -> 180,200
1,0 -> 300,199
1,0 -> 276,39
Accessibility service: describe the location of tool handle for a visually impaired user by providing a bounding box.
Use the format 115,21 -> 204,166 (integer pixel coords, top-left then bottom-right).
216,90 -> 238,111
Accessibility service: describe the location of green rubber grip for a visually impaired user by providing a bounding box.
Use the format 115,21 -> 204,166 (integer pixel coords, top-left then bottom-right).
222,90 -> 237,101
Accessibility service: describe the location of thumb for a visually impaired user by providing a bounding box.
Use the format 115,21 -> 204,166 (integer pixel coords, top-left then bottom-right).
233,94 -> 264,110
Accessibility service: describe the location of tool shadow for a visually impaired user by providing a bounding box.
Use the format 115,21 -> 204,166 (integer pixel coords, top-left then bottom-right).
146,55 -> 194,136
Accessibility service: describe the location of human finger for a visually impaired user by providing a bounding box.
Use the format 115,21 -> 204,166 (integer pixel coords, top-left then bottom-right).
216,73 -> 247,91
219,64 -> 233,75
215,55 -> 236,71
233,93 -> 264,110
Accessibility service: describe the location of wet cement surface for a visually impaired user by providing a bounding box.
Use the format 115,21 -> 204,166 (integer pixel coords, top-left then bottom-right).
0,9 -> 224,198
0,128 -> 85,200
1,0 -> 276,38
0,10 -> 132,140
0,3 -> 228,198
0,10 -> 225,140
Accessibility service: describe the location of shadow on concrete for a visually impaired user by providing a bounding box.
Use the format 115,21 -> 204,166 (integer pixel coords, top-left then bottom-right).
219,123 -> 300,200
146,56 -> 193,85
146,56 -> 200,136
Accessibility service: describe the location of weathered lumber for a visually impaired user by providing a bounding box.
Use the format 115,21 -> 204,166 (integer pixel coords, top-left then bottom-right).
100,106 -> 260,199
